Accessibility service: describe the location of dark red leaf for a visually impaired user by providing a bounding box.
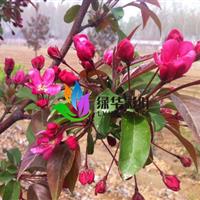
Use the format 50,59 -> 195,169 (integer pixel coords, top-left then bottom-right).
166,125 -> 198,170
47,143 -> 76,200
171,93 -> 200,143
63,147 -> 81,193
27,183 -> 52,200
17,145 -> 46,180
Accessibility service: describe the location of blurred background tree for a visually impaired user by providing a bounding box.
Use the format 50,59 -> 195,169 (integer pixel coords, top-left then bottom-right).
22,3 -> 53,56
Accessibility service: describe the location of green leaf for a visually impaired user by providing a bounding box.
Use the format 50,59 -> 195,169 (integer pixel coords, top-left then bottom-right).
111,7 -> 124,20
0,172 -> 14,184
123,72 -> 160,92
91,0 -> 99,11
25,103 -> 39,112
3,181 -> 20,200
117,29 -> 127,41
87,131 -> 94,154
26,124 -> 36,144
64,5 -> 80,23
0,160 -> 8,171
16,87 -> 37,101
119,113 -> 151,179
148,103 -> 165,132
94,113 -> 112,138
6,148 -> 21,166
6,166 -> 17,175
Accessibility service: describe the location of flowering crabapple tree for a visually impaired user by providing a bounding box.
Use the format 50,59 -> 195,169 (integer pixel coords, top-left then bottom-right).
1,0 -> 200,200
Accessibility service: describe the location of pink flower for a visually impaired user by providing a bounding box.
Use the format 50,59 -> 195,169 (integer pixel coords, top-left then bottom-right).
154,39 -> 196,82
166,29 -> 184,42
36,98 -> 49,109
179,156 -> 192,167
162,174 -> 180,191
58,70 -> 79,86
4,58 -> 15,76
48,46 -> 62,60
65,136 -> 78,151
95,179 -> 106,195
31,134 -> 62,160
26,68 -> 61,95
12,70 -> 25,84
103,50 -> 113,65
31,55 -> 45,70
73,34 -> 95,61
117,38 -> 134,64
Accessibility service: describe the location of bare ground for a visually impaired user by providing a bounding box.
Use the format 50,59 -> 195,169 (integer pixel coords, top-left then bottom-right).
0,45 -> 200,200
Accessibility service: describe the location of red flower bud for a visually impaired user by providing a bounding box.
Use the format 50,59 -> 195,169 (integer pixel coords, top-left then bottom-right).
79,168 -> 95,185
162,174 -> 180,191
116,65 -> 125,73
73,34 -> 95,61
81,61 -> 94,70
65,136 -> 78,150
48,46 -> 62,60
132,191 -> 145,200
79,170 -> 88,185
107,136 -> 116,147
47,122 -> 59,132
4,58 -> 15,76
36,98 -> 49,109
95,179 -> 106,195
179,156 -> 192,167
87,168 -> 95,184
103,50 -> 113,66
58,70 -> 79,86
117,38 -> 134,64
31,55 -> 45,70
12,70 -> 25,84
52,66 -> 61,77
166,29 -> 184,42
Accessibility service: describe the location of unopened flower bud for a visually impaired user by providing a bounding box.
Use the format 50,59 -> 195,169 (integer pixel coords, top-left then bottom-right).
79,170 -> 88,185
31,55 -> 45,70
162,174 -> 180,191
95,179 -> 106,195
117,38 -> 134,64
4,58 -> 15,76
65,136 -> 78,150
81,61 -> 94,70
103,50 -> 113,66
166,28 -> 183,42
47,122 -> 59,132
12,70 -> 25,84
179,156 -> 192,167
58,70 -> 79,86
132,191 -> 145,200
48,46 -> 62,60
87,168 -> 95,184
107,136 -> 116,147
36,98 -> 49,109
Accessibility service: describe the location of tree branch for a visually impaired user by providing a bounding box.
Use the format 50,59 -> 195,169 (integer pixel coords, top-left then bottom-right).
0,99 -> 32,134
50,0 -> 93,67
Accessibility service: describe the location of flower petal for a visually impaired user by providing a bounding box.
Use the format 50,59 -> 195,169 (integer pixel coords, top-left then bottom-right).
42,68 -> 55,86
179,41 -> 194,56
46,84 -> 61,96
161,39 -> 179,63
29,69 -> 42,87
